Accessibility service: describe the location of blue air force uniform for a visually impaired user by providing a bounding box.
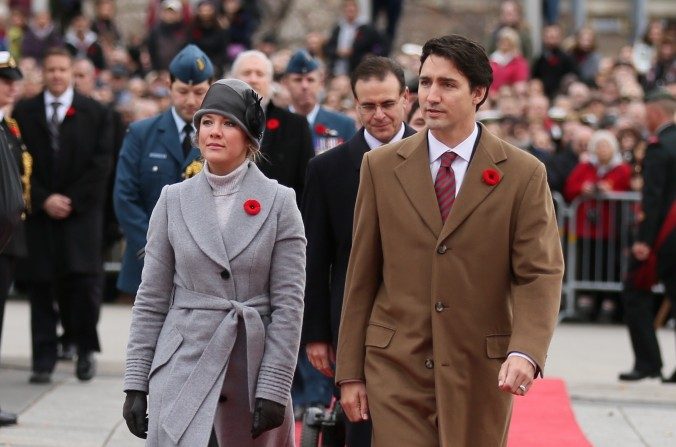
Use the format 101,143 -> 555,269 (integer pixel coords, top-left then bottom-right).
286,50 -> 356,155
113,45 -> 213,294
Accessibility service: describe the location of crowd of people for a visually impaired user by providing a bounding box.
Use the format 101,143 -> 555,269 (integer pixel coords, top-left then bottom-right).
0,0 -> 675,442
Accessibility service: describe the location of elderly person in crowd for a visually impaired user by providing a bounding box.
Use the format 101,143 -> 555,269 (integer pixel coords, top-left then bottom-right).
564,130 -> 632,321
123,79 -> 306,446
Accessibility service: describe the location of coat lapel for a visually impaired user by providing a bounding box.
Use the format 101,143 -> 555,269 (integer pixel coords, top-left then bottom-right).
179,172 -> 231,271
33,92 -> 50,135
181,147 -> 202,171
349,124 -> 418,170
158,110 -> 185,165
438,126 -> 506,242
222,162 -> 277,261
347,129 -> 369,170
394,132 -> 442,238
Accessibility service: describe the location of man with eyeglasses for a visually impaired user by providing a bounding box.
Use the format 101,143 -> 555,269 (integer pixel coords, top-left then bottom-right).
302,56 -> 415,446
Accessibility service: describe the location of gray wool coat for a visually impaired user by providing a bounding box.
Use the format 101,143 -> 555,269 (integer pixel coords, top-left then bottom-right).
124,162 -> 306,447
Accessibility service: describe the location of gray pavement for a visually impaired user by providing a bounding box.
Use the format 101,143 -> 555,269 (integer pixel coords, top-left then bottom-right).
1,300 -> 676,446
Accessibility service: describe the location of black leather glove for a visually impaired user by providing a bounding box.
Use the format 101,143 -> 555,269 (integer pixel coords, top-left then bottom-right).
251,397 -> 286,439
123,390 -> 148,439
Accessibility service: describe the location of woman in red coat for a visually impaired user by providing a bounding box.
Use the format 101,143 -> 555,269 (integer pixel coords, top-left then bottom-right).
565,130 -> 632,321
489,27 -> 530,95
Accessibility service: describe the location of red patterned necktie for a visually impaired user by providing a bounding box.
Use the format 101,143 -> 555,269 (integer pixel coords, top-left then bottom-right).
435,151 -> 458,222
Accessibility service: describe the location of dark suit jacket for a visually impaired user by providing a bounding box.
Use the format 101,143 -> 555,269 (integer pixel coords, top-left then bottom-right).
258,102 -> 314,201
325,23 -> 387,75
638,122 -> 676,275
531,48 -> 578,98
13,91 -> 113,280
0,118 -> 27,257
301,125 -> 416,348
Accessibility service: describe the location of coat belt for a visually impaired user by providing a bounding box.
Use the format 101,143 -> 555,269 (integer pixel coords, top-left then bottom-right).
161,287 -> 270,444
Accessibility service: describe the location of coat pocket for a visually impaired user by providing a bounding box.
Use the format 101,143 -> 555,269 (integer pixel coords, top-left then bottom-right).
149,327 -> 183,379
364,323 -> 396,348
486,334 -> 511,359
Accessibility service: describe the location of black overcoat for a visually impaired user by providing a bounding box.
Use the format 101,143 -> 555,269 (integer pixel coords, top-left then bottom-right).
13,91 -> 113,280
301,125 -> 416,348
258,102 -> 314,202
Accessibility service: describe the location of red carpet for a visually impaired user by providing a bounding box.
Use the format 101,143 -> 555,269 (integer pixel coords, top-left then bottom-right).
295,378 -> 590,446
507,378 -> 591,447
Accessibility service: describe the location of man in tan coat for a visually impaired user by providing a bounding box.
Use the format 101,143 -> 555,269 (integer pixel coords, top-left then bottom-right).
336,35 -> 564,446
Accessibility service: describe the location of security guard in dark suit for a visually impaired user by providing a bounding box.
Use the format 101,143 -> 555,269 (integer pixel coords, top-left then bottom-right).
114,45 -> 214,296
0,50 -> 24,427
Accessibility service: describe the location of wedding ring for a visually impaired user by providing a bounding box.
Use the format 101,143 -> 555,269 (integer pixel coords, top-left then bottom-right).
518,384 -> 527,393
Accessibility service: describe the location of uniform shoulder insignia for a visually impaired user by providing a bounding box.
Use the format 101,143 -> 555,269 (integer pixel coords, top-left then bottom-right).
5,117 -> 21,138
183,159 -> 204,179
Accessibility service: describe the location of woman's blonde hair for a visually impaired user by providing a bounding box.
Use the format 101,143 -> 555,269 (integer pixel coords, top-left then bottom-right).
497,27 -> 521,54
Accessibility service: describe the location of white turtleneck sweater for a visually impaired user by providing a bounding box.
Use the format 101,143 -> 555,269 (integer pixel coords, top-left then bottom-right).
203,160 -> 249,234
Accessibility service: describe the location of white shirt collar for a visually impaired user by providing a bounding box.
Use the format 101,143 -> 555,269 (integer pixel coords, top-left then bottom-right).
171,106 -> 193,136
44,86 -> 74,110
428,123 -> 478,165
0,110 -> 5,122
290,103 -> 320,125
364,123 -> 406,150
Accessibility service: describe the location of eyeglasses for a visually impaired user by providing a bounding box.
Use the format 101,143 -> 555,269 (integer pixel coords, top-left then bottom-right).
357,100 -> 399,115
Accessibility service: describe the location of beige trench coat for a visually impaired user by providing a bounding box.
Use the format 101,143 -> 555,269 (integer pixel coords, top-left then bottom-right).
336,127 -> 564,446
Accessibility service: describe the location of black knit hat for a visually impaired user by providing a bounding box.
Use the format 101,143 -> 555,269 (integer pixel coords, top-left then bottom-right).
193,79 -> 266,147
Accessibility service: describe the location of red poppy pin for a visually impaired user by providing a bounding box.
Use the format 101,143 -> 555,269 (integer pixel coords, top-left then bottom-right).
314,123 -> 338,137
647,135 -> 659,145
244,199 -> 261,216
314,123 -> 327,135
65,106 -> 76,117
266,118 -> 280,130
482,169 -> 501,186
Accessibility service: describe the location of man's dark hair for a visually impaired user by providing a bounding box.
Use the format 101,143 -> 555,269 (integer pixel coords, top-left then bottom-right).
43,46 -> 74,63
350,56 -> 406,98
419,35 -> 493,109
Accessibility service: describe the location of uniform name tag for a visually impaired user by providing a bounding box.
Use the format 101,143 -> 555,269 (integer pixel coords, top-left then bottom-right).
148,152 -> 168,159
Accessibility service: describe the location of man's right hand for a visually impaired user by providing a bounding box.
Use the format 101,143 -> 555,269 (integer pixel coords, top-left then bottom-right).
43,194 -> 72,219
306,342 -> 335,377
340,381 -> 369,423
122,390 -> 148,439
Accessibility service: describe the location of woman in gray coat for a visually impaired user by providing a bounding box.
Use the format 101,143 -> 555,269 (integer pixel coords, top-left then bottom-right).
122,79 -> 306,446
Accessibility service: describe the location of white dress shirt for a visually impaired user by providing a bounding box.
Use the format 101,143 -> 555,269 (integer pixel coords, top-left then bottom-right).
427,123 -> 478,196
44,87 -> 74,124
363,123 -> 406,150
289,103 -> 320,126
171,106 -> 194,146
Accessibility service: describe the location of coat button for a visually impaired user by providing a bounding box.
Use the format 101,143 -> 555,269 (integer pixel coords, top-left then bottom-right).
437,245 -> 447,254
218,395 -> 227,403
425,358 -> 434,369
435,302 -> 444,312
220,270 -> 230,280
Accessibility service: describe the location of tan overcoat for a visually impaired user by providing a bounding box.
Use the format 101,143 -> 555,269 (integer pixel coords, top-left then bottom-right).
335,127 -> 564,447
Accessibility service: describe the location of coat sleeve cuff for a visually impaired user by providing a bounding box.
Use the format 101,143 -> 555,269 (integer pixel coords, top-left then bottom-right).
124,357 -> 152,393
255,364 -> 295,406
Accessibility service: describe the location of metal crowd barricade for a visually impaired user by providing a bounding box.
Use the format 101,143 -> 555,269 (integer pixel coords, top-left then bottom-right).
559,191 -> 650,321
551,191 -> 568,273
